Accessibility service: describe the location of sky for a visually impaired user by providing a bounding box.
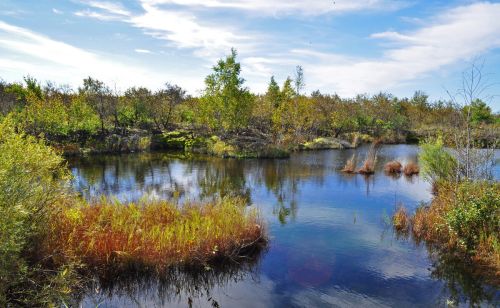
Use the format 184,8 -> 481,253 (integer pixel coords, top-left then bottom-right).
1,0 -> 500,110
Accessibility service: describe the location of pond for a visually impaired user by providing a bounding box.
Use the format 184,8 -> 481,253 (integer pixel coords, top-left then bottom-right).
68,145 -> 500,307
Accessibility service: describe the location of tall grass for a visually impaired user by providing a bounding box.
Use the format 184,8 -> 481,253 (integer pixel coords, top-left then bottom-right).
357,141 -> 380,174
341,154 -> 357,173
403,161 -> 420,176
44,197 -> 267,272
384,161 -> 402,174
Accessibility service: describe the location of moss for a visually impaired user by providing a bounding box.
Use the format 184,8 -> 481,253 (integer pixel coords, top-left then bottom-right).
301,137 -> 352,150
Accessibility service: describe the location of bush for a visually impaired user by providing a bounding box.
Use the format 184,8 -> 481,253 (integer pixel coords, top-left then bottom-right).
0,117 -> 76,305
445,181 -> 500,253
419,137 -> 457,182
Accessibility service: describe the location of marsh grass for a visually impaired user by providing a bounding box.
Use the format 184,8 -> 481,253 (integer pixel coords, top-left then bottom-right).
393,205 -> 410,235
44,197 -> 267,273
384,161 -> 402,174
403,161 -> 420,176
357,141 -> 380,175
392,181 -> 500,285
341,154 -> 357,173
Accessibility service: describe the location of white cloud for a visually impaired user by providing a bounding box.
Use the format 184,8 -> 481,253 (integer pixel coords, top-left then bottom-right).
52,8 -> 64,15
0,21 -> 201,92
75,0 -> 253,59
80,0 -> 131,16
140,0 -> 410,15
299,2 -> 500,96
134,48 -> 151,53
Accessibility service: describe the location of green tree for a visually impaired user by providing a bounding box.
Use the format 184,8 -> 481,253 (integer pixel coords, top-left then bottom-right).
266,76 -> 281,108
466,99 -> 493,125
199,49 -> 253,131
79,77 -> 112,134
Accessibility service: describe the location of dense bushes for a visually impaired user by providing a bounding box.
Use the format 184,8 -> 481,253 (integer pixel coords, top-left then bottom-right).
3,49 -> 497,153
0,117 -> 76,306
394,137 -> 499,283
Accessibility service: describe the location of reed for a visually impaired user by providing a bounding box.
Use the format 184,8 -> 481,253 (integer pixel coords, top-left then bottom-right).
393,206 -> 410,234
384,161 -> 402,174
403,161 -> 420,176
341,154 -> 357,173
44,197 -> 267,272
357,141 -> 380,175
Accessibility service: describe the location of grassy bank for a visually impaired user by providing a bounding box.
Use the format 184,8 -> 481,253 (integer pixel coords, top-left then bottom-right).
392,136 -> 499,285
45,197 -> 266,272
394,181 -> 499,281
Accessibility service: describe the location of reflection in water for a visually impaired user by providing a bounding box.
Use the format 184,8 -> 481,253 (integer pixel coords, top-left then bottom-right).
76,255 -> 264,308
68,145 -> 500,307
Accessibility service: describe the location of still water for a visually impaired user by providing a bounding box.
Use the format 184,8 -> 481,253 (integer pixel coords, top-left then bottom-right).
68,145 -> 500,307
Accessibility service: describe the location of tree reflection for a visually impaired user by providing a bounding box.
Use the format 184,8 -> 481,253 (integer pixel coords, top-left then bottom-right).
393,231 -> 499,306
72,248 -> 266,307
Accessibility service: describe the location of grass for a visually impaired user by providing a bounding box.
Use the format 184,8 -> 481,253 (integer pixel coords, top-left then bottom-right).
342,154 -> 357,173
44,197 -> 267,273
392,181 -> 500,285
384,161 -> 402,174
357,141 -> 380,175
403,161 -> 420,176
393,205 -> 410,234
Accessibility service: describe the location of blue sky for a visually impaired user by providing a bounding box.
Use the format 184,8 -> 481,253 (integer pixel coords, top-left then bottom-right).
1,0 -> 500,110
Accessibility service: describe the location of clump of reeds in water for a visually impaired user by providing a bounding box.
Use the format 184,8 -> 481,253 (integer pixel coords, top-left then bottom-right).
44,197 -> 267,272
342,154 -> 357,173
384,160 -> 402,174
403,161 -> 420,176
357,141 -> 380,175
393,205 -> 410,234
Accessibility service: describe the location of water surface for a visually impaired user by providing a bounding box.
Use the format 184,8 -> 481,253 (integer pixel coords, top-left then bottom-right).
68,145 -> 500,307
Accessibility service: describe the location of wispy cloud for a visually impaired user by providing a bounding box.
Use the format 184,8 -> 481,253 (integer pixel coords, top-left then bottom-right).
298,2 -> 500,96
140,0 -> 410,15
52,8 -> 64,15
75,0 -> 254,58
134,48 -> 151,54
0,20 -> 199,91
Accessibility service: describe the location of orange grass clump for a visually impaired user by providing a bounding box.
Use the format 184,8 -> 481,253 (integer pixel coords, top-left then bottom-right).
342,154 -> 357,173
392,206 -> 410,234
384,161 -> 402,174
44,197 -> 267,272
357,141 -> 380,175
403,161 -> 420,176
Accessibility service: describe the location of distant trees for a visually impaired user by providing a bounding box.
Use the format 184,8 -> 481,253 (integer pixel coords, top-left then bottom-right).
0,49 -> 496,148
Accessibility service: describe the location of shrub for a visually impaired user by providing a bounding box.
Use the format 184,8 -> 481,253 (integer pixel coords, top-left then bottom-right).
419,137 -> 457,182
445,181 -> 499,253
0,117 -> 76,305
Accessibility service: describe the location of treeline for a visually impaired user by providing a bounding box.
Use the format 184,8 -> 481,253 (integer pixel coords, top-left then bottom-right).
1,49 -> 497,149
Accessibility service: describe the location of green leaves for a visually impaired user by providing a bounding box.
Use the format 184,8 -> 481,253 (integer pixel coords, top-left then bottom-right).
199,49 -> 254,131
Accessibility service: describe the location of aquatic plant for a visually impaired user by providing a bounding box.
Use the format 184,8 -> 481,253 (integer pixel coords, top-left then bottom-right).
392,181 -> 500,285
392,205 -> 410,234
357,141 -> 380,175
341,154 -> 357,173
403,161 -> 420,176
45,197 -> 267,272
384,160 -> 402,174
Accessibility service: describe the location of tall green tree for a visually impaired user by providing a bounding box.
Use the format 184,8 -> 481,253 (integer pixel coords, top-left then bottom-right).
199,49 -> 253,131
